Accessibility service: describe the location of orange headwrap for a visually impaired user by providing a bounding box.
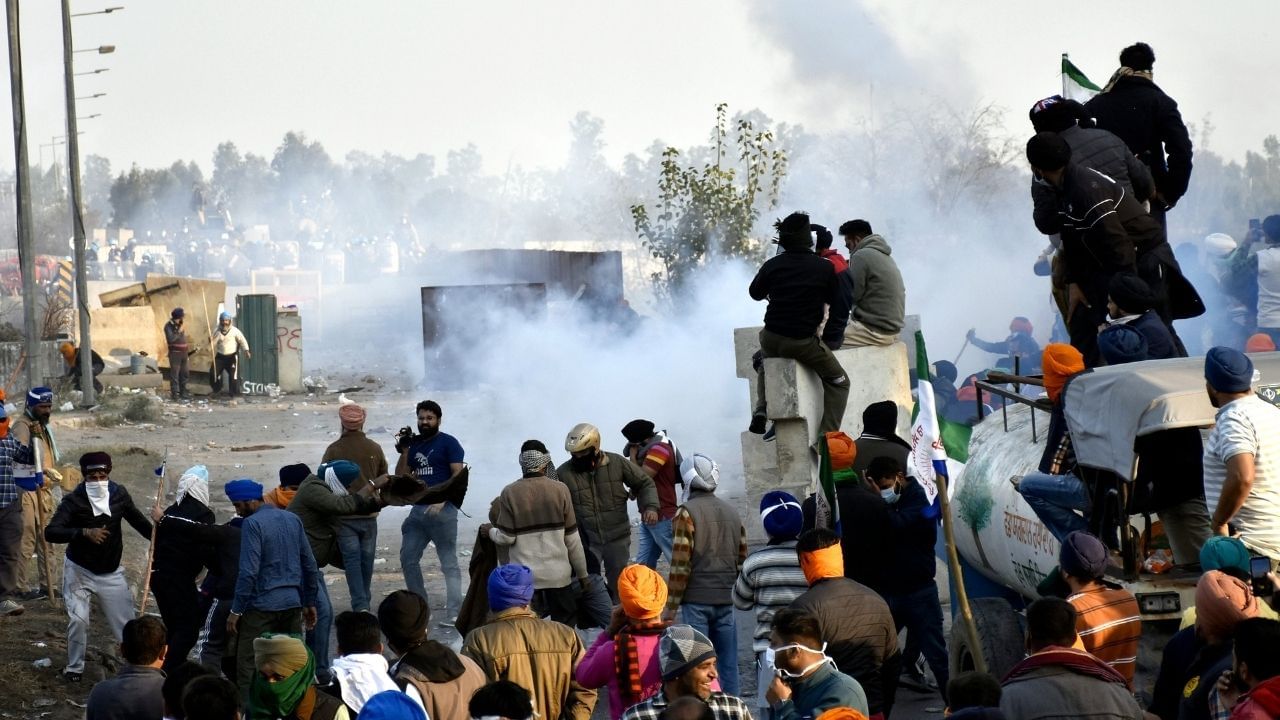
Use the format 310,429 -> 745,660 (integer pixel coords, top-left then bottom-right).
817,708 -> 868,720
825,431 -> 856,471
1246,333 -> 1277,353
799,543 -> 844,585
1041,343 -> 1085,402
1195,569 -> 1259,640
59,342 -> 76,364
338,403 -> 366,431
617,564 -> 668,620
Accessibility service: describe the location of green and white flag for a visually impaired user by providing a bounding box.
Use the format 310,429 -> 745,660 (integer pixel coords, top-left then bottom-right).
1061,54 -> 1101,102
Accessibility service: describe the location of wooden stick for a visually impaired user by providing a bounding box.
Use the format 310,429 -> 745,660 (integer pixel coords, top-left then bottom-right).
137,448 -> 168,614
32,440 -> 59,609
4,348 -> 26,393
938,471 -> 987,674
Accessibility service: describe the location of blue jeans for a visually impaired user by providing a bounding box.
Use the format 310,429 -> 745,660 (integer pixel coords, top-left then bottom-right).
400,503 -> 462,614
308,579 -> 332,671
1018,471 -> 1090,543
636,518 -> 674,568
682,603 -> 739,696
337,516 -> 378,611
886,581 -> 949,701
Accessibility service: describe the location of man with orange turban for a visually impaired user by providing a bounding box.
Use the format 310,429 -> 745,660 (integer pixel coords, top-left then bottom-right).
1015,344 -> 1090,543
790,528 -> 900,718
801,431 -> 890,593
577,565 -> 674,720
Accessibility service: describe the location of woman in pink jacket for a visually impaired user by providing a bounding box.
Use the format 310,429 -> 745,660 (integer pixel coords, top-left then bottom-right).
576,565 -> 673,720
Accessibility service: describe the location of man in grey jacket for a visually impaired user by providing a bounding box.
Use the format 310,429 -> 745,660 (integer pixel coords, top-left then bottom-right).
838,220 -> 906,348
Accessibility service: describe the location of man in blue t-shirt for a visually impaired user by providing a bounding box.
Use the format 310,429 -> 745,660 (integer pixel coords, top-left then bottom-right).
396,399 -> 465,621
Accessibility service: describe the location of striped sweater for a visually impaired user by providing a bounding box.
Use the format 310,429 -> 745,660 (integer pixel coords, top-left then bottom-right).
1068,584 -> 1142,686
732,540 -> 809,652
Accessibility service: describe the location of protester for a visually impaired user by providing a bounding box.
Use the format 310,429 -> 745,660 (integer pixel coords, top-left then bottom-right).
165,307 -> 192,401
181,676 -> 241,720
162,661 -> 218,720
379,589 -> 487,720
60,339 -> 106,394
835,219 -> 906,349
150,464 -> 216,672
251,634 -> 350,720
1028,94 -> 1154,206
288,459 -> 390,676
621,420 -> 681,568
790,528 -> 900,717
469,680 -> 534,720
483,442 -> 588,624
945,672 -> 1004,719
228,477 -> 319,701
813,224 -> 848,273
557,422 -> 658,600
619,625 -> 754,720
1202,347 -> 1280,558
0,404 -> 36,616
966,317 -> 1042,373
865,456 -> 949,701
461,564 -> 596,720
733,491 -> 808,715
999,598 -> 1144,719
766,607 -> 869,719
12,386 -> 63,603
1085,42 -> 1194,228
45,451 -> 151,682
663,454 -> 745,696
1178,537 -> 1279,630
209,311 -> 251,398
1106,274 -> 1180,359
324,611 -> 400,714
85,616 -> 167,720
1215,618 -> 1280,719
1057,531 -> 1141,685
321,403 -> 388,613
851,401 -> 909,473
266,463 -> 310,509
577,564 -> 674,720
748,211 -> 851,437
397,399 -> 467,621
1014,344 -> 1089,543
800,432 -> 890,593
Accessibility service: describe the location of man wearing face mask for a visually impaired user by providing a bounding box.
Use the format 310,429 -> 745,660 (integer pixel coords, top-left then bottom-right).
397,399 -> 466,621
865,456 -> 949,704
12,386 -> 70,603
557,423 -> 658,602
766,607 -> 869,720
44,451 -> 153,682
0,402 -> 36,617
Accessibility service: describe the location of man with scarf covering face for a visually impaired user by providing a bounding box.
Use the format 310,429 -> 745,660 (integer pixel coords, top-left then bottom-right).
44,451 -> 152,682
13,386 -> 74,602
577,564 -> 678,720
462,564 -> 597,720
150,464 -> 216,671
251,633 -> 350,720
481,442 -> 589,624
0,400 -> 35,616
662,454 -> 746,697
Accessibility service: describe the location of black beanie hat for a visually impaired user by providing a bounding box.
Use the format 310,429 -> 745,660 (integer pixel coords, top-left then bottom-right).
1026,132 -> 1071,171
621,419 -> 656,444
1108,274 -> 1155,313
775,212 -> 813,251
278,463 -> 311,488
80,451 -> 112,475
861,400 -> 899,437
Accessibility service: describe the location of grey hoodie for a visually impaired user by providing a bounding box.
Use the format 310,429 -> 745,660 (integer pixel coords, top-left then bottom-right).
847,234 -> 906,334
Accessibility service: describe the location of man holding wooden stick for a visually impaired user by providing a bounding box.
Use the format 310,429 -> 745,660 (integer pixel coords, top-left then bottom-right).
44,451 -> 151,682
12,387 -> 77,602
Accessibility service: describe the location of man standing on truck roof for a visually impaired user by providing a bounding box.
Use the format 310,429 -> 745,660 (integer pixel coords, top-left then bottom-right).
1203,347 -> 1280,561
1057,531 -> 1141,687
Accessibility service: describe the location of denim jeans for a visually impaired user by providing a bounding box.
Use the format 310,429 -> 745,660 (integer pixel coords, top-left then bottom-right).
1018,471 -> 1090,543
400,503 -> 462,614
337,516 -> 378,611
307,578 -> 333,671
636,518 -> 674,568
682,603 -> 739,696
886,581 -> 949,702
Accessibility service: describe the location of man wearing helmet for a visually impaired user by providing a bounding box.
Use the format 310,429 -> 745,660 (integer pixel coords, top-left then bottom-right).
210,311 -> 251,398
557,423 -> 658,601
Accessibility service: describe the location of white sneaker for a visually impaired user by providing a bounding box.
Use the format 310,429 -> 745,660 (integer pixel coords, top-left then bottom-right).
0,599 -> 25,616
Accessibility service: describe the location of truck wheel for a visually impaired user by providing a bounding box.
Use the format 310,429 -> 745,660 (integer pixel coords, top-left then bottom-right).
949,597 -> 1024,680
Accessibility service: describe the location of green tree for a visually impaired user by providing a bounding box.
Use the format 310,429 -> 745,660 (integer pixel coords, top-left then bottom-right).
630,103 -> 788,301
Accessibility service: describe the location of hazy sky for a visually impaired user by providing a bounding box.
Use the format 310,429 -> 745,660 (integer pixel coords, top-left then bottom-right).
5,0 -> 1276,176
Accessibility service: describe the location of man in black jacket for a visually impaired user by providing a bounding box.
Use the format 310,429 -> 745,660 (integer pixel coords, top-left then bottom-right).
150,465 -> 215,671
1085,42 -> 1193,228
865,456 -> 949,703
749,211 -> 851,437
45,451 -> 152,682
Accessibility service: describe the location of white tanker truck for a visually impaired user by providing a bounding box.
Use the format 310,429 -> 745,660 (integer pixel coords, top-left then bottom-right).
944,353 -> 1280,678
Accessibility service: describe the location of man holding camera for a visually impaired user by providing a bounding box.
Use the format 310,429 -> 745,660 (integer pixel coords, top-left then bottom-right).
396,400 -> 466,623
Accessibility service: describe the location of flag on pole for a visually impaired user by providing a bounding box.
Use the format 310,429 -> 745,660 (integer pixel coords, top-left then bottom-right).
1061,54 -> 1101,102
814,434 -> 841,535
909,331 -> 972,518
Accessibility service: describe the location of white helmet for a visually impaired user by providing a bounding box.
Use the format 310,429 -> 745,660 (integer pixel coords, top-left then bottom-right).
564,423 -> 601,454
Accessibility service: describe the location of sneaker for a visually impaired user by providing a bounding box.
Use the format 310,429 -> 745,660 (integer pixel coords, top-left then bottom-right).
748,414 -> 767,435
61,670 -> 82,683
0,599 -> 23,616
17,587 -> 47,601
762,424 -> 776,442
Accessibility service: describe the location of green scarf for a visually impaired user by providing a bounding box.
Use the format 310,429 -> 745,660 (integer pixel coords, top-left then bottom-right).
833,467 -> 860,485
249,650 -> 316,720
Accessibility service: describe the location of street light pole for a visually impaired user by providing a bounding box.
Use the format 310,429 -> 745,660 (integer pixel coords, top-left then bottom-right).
61,0 -> 95,405
6,0 -> 41,392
